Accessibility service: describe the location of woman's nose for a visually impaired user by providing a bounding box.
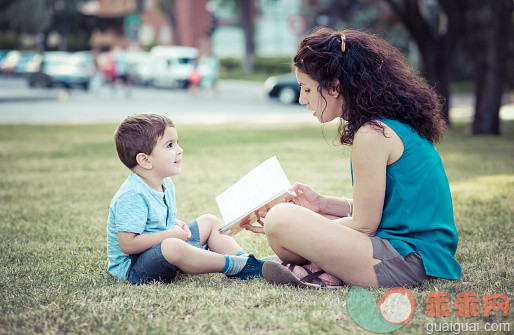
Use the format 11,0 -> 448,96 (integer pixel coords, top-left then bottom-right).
298,94 -> 307,105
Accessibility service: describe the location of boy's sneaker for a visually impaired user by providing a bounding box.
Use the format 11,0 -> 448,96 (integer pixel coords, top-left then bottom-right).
226,254 -> 265,280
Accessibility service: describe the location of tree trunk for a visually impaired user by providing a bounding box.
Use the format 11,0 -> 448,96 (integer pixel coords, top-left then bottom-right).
58,34 -> 67,51
416,38 -> 452,124
472,0 -> 513,135
383,0 -> 466,126
239,0 -> 254,73
168,7 -> 181,45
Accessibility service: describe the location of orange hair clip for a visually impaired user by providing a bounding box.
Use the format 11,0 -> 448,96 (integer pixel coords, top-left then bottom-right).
341,34 -> 346,52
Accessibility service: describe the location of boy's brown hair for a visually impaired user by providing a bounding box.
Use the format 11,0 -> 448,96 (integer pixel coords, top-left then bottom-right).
114,113 -> 175,169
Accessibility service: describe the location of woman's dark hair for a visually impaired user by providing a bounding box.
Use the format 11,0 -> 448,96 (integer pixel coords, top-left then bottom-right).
293,27 -> 445,145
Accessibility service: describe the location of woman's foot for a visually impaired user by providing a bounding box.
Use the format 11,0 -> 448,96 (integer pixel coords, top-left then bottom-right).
262,261 -> 344,288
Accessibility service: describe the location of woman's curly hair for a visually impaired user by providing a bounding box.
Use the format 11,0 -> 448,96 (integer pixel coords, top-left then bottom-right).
293,27 -> 445,145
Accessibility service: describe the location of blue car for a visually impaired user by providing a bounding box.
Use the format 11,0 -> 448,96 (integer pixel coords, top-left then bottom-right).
264,73 -> 300,104
27,52 -> 95,90
14,51 -> 36,75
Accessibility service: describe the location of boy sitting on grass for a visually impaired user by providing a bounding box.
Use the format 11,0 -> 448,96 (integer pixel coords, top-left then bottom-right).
107,113 -> 264,284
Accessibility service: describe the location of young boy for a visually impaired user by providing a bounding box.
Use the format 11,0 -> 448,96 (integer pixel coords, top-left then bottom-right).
107,113 -> 264,284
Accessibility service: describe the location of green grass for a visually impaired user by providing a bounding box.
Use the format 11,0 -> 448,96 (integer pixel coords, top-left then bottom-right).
0,121 -> 512,334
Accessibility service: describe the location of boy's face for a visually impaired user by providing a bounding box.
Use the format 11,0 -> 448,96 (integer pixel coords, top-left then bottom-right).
148,126 -> 183,178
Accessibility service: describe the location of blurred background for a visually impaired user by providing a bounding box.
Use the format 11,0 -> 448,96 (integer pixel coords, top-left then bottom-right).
0,0 -> 512,135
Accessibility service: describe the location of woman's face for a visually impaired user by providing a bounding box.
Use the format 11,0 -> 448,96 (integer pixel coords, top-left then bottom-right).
295,68 -> 343,123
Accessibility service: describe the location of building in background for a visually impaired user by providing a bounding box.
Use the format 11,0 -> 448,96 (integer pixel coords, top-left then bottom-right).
256,0 -> 304,57
210,0 -> 304,59
80,0 -> 137,50
1,0 -> 303,58
82,0 -> 304,57
81,0 -> 211,51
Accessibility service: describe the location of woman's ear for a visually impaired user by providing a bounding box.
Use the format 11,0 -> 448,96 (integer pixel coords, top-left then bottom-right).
329,79 -> 340,97
136,153 -> 152,169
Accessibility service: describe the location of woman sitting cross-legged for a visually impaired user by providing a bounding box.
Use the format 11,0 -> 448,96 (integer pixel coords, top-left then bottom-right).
243,28 -> 462,288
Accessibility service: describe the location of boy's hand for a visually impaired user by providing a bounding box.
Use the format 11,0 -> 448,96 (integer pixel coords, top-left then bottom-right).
175,219 -> 192,240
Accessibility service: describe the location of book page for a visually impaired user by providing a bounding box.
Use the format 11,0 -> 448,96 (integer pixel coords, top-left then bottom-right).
216,156 -> 292,225
220,191 -> 292,235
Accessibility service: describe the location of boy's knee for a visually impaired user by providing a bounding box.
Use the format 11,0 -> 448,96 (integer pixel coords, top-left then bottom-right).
197,214 -> 221,228
264,203 -> 297,235
161,238 -> 187,262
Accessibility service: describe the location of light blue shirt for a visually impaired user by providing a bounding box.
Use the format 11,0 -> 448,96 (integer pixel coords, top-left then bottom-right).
106,173 -> 177,280
115,51 -> 128,76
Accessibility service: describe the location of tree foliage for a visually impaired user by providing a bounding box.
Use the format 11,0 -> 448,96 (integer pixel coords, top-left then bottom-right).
0,0 -> 86,50
158,0 -> 181,45
384,0 -> 513,135
0,0 -> 50,33
382,0 -> 466,126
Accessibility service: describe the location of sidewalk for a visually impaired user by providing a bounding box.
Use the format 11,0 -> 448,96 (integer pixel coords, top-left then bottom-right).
0,77 -> 512,123
0,86 -> 59,102
450,92 -> 514,121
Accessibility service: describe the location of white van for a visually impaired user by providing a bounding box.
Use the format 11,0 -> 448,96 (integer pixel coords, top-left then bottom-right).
149,46 -> 199,88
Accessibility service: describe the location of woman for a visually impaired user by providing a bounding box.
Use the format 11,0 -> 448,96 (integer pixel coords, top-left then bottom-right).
244,28 -> 461,288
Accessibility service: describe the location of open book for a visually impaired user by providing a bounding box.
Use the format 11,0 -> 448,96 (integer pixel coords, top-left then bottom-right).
216,156 -> 296,235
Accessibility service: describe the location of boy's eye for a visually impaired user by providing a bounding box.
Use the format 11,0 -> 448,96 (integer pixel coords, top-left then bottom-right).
167,143 -> 173,148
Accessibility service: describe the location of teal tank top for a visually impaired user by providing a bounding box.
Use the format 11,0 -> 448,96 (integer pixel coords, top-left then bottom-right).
352,119 -> 461,280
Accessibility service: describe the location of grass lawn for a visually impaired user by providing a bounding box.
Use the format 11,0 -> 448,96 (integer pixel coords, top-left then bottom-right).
0,121 -> 512,334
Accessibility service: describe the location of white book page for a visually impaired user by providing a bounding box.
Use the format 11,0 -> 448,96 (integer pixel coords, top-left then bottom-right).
216,157 -> 292,225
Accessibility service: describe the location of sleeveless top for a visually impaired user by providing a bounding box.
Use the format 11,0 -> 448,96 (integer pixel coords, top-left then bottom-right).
352,119 -> 461,279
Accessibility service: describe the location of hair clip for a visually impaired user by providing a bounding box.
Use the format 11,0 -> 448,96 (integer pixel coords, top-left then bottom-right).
341,34 -> 346,53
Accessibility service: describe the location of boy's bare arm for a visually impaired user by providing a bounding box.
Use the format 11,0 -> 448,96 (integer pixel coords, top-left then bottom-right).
118,226 -> 188,255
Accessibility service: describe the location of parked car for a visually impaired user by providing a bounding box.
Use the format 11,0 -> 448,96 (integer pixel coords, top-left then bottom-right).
0,50 -> 19,74
27,51 -> 95,90
14,51 -> 36,75
126,51 -> 153,86
0,50 -> 9,67
0,50 -> 35,75
264,73 -> 300,104
149,46 -> 199,89
24,53 -> 43,73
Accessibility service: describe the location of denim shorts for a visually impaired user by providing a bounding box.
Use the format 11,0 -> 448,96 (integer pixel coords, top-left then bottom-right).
370,236 -> 431,287
127,220 -> 207,285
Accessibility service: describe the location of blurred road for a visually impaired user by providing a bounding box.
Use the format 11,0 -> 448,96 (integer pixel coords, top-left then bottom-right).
0,77 -> 310,124
0,77 -> 512,124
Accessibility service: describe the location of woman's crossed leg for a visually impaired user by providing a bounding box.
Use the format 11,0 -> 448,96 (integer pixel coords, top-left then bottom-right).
264,203 -> 380,287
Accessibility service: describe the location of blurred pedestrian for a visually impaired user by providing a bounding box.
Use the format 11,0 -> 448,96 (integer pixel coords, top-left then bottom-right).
89,46 -> 104,92
114,47 -> 132,97
198,52 -> 219,95
188,62 -> 202,95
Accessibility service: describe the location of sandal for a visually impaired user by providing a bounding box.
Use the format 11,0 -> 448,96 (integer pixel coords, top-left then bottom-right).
262,261 -> 344,289
261,255 -> 281,262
